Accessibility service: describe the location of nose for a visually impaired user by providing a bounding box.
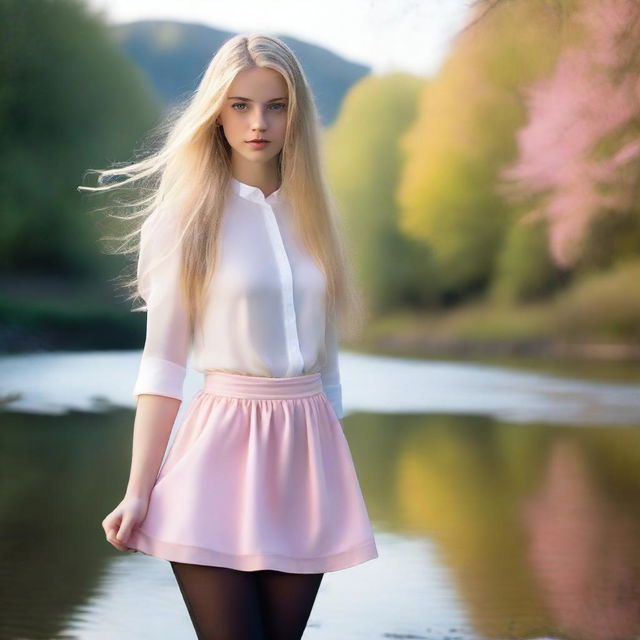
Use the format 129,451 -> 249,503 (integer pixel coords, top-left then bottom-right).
251,108 -> 268,131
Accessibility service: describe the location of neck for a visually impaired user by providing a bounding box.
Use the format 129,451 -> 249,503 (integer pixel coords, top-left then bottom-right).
231,158 -> 280,196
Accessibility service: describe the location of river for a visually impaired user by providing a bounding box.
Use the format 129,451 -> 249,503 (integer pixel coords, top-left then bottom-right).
1,349 -> 639,639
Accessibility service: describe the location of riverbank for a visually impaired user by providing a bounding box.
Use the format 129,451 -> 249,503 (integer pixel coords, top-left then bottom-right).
2,299 -> 640,363
352,258 -> 640,364
0,276 -> 144,353
2,278 -> 639,365
349,300 -> 640,363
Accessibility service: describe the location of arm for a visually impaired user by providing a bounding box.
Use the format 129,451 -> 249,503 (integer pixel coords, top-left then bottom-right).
106,394 -> 181,551
104,211 -> 193,552
320,307 -> 344,421
126,210 -> 192,499
125,395 -> 181,499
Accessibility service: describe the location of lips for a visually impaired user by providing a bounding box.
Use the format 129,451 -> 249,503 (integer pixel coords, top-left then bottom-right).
247,139 -> 269,143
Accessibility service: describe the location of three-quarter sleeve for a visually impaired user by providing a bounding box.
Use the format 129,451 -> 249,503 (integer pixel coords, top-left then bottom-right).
132,210 -> 192,401
320,308 -> 344,420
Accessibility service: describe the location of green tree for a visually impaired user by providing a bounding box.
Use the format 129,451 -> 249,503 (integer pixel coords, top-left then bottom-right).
0,0 -> 160,279
325,73 -> 437,315
489,212 -> 566,304
397,0 -> 568,301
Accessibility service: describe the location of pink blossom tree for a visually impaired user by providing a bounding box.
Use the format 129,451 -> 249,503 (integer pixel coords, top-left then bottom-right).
495,0 -> 640,268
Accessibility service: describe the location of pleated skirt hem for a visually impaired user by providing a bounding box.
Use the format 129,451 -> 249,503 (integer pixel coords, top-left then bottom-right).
130,529 -> 378,573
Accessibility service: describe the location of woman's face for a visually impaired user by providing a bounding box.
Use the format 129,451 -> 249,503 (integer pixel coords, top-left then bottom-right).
217,67 -> 289,169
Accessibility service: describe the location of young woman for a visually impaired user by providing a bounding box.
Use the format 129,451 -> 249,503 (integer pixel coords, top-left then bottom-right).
89,33 -> 378,639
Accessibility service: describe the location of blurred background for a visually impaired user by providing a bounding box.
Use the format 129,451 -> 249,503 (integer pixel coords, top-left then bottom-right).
2,0 -> 640,638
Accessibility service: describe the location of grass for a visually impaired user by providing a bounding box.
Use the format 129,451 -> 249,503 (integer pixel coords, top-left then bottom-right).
355,260 -> 640,361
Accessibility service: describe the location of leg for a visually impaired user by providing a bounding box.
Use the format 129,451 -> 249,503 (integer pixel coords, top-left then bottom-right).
169,561 -> 266,640
254,569 -> 324,640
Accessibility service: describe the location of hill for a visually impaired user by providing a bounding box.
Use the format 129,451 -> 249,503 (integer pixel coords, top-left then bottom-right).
111,20 -> 371,125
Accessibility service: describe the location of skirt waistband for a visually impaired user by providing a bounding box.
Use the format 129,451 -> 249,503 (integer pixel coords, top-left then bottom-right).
203,371 -> 323,399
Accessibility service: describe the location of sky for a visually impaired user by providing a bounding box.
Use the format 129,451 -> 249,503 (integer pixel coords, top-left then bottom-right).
86,0 -> 475,78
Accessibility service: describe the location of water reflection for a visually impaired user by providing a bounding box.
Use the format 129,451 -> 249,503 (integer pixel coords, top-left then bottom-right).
522,438 -> 640,640
1,408 -> 135,639
2,353 -> 640,639
345,412 -> 640,639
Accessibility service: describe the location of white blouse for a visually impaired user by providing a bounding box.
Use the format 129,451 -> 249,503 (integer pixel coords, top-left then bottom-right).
132,177 -> 343,419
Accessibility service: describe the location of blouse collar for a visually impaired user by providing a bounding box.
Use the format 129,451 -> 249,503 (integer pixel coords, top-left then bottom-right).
230,177 -> 282,206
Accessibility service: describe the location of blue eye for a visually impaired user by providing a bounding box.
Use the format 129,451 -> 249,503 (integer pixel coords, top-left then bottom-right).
231,103 -> 287,111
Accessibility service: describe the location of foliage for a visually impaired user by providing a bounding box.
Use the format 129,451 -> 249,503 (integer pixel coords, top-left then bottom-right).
325,73 -> 438,314
396,0 -> 565,297
550,257 -> 640,341
498,0 -> 640,268
0,0 -> 160,279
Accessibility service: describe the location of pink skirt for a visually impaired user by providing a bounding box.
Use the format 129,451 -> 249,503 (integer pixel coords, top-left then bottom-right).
127,370 -> 378,573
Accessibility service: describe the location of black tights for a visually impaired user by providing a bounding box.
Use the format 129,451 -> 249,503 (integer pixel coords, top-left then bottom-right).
169,561 -> 324,640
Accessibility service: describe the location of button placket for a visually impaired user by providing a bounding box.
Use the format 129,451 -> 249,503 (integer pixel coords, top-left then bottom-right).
260,202 -> 305,376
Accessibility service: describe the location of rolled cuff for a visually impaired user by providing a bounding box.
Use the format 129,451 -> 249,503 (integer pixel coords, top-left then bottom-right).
322,383 -> 344,420
133,355 -> 187,401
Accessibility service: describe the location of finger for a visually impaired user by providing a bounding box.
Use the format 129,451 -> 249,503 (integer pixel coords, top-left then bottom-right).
107,534 -> 128,552
102,513 -> 120,534
116,519 -> 133,545
105,524 -> 127,551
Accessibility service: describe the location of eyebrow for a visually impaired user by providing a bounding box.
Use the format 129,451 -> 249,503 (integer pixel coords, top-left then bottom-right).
227,96 -> 287,102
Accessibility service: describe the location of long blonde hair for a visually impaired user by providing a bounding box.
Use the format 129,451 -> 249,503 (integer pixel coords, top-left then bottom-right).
78,33 -> 366,340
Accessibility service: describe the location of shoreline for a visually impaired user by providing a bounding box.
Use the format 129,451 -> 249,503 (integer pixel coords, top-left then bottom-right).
352,334 -> 640,362
2,324 -> 640,363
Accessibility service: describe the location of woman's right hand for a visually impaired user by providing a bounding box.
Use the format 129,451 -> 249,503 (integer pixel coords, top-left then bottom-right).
102,495 -> 149,553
